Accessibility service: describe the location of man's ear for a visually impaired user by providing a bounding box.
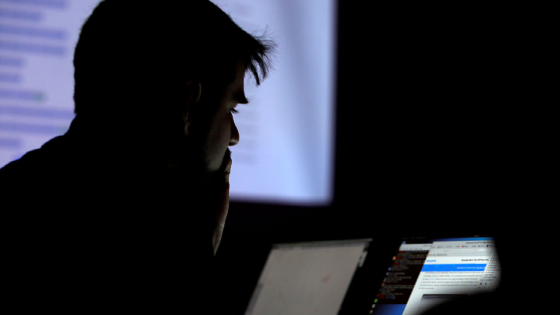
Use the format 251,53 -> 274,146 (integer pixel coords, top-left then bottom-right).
182,81 -> 202,135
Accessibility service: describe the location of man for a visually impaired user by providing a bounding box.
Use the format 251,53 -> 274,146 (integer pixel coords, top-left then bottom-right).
1,0 -> 274,312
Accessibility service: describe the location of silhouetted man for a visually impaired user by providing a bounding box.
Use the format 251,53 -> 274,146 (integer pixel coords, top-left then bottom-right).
0,0 -> 274,312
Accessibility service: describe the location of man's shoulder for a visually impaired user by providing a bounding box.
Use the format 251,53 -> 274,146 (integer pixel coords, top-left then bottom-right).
1,148 -> 41,174
0,136 -> 77,205
0,136 -> 69,180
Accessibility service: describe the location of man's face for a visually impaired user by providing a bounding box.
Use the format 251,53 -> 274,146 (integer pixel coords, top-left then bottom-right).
188,59 -> 246,173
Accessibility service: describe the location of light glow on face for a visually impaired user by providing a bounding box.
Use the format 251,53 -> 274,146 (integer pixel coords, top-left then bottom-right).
193,59 -> 245,173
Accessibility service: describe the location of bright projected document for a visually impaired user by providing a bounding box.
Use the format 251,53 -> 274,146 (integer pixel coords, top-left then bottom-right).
245,240 -> 371,315
0,0 -> 337,206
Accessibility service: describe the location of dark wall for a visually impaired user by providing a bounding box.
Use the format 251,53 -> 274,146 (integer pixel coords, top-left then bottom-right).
335,0 -> 513,234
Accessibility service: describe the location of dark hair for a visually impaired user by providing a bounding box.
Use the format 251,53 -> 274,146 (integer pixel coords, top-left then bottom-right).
73,0 -> 274,124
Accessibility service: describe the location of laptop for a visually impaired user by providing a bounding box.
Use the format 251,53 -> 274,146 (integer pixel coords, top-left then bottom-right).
243,236 -> 500,315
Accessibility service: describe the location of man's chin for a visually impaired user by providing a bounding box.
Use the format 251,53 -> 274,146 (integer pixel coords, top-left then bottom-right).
170,146 -> 231,186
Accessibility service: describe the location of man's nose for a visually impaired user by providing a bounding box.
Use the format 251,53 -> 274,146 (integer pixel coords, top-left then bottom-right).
229,116 -> 239,146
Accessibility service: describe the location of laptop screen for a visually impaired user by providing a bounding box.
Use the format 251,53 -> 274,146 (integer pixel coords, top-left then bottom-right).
244,239 -> 372,315
369,237 -> 500,315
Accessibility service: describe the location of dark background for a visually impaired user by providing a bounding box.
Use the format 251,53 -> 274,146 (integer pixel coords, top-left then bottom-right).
213,1 -> 548,314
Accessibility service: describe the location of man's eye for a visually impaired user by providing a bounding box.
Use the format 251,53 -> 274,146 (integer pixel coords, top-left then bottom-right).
230,108 -> 239,114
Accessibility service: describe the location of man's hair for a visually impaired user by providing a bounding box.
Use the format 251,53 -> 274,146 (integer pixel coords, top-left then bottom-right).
73,0 -> 274,125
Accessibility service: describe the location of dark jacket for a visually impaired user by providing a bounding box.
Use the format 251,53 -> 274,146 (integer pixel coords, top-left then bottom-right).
1,118 -> 217,312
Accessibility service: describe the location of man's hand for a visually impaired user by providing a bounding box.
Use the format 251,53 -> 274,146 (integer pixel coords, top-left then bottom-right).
211,158 -> 231,255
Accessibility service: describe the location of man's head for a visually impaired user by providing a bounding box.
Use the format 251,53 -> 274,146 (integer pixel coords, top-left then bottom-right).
72,0 -> 274,172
